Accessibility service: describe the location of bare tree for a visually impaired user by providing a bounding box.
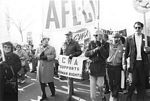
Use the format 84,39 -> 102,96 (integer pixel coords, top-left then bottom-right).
5,8 -> 32,42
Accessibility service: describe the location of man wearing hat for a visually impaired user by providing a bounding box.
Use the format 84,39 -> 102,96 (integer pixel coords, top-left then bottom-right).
85,30 -> 109,101
60,31 -> 82,101
106,32 -> 124,101
35,37 -> 56,101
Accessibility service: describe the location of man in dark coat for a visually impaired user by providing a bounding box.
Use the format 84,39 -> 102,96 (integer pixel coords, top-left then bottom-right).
60,31 -> 82,101
85,30 -> 109,101
124,22 -> 150,101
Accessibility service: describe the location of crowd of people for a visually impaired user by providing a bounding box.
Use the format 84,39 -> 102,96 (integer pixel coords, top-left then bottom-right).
0,21 -> 150,101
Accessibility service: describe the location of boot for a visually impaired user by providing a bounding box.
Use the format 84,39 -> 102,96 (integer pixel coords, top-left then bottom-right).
40,83 -> 47,101
48,82 -> 55,96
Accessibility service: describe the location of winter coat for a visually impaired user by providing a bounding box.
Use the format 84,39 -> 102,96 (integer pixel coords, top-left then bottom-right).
3,52 -> 21,101
36,45 -> 56,83
85,40 -> 109,76
60,39 -> 82,56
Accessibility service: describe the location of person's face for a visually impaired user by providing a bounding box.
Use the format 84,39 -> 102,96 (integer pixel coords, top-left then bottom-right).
134,24 -> 143,34
94,34 -> 99,41
94,34 -> 103,41
16,46 -> 21,51
113,37 -> 120,44
3,45 -> 12,53
42,38 -> 49,46
66,35 -> 72,42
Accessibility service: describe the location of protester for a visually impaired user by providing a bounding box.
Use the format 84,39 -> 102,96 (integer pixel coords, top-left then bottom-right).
1,41 -> 21,101
27,44 -> 37,73
35,37 -> 56,101
85,30 -> 109,101
60,31 -> 82,101
0,50 -> 4,101
14,44 -> 29,83
124,21 -> 150,101
106,32 -> 124,101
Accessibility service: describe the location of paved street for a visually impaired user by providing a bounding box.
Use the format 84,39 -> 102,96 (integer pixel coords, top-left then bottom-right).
18,72 -> 108,101
18,72 -> 150,101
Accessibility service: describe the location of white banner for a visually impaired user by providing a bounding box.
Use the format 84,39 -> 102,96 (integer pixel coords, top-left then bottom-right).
42,0 -> 98,31
58,55 -> 87,79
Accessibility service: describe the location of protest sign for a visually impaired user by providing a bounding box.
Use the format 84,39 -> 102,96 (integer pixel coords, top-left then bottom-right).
58,55 -> 87,79
73,28 -> 91,52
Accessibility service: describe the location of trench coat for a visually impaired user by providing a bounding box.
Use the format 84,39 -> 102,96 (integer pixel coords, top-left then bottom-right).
36,45 -> 56,83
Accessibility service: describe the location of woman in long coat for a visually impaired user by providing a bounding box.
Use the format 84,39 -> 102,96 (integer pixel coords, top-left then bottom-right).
2,41 -> 21,101
35,37 -> 56,101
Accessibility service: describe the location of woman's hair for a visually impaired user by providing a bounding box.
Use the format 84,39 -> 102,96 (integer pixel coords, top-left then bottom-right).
2,41 -> 14,52
16,44 -> 22,48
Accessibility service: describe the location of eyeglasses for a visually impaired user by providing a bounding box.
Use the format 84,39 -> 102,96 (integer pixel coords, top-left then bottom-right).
135,27 -> 142,29
3,46 -> 11,49
94,35 -> 98,37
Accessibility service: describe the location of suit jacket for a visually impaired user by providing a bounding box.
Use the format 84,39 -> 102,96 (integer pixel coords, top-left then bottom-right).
124,34 -> 150,73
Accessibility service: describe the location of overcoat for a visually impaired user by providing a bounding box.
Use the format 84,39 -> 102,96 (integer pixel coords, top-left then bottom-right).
36,45 -> 56,83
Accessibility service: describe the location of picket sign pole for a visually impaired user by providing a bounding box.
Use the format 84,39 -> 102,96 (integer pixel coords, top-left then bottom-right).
144,12 -> 148,47
0,43 -> 5,61
121,70 -> 125,89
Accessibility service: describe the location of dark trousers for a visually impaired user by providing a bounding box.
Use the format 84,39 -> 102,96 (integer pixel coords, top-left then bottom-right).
127,60 -> 146,101
68,78 -> 74,98
107,65 -> 121,98
31,58 -> 38,71
104,68 -> 109,92
40,82 -> 55,97
4,81 -> 18,101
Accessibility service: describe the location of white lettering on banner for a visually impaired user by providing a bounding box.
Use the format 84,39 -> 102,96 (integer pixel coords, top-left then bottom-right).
58,55 -> 87,79
45,0 -> 97,29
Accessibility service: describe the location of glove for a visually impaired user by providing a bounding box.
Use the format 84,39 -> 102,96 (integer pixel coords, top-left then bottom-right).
93,46 -> 101,53
122,65 -> 127,71
144,46 -> 150,53
40,55 -> 47,60
69,54 -> 73,59
1,61 -> 9,68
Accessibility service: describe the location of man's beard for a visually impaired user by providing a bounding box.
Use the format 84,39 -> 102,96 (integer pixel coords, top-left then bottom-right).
43,44 -> 48,48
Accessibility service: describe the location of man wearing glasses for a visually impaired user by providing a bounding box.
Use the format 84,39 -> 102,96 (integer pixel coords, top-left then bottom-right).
124,21 -> 150,101
85,30 -> 109,101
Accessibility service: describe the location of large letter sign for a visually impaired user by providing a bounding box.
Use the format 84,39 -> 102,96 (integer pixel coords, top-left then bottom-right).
46,0 -> 60,29
44,0 -> 97,30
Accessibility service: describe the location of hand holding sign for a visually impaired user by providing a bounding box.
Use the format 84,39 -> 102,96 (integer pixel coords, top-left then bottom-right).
69,54 -> 73,59
144,46 -> 150,53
